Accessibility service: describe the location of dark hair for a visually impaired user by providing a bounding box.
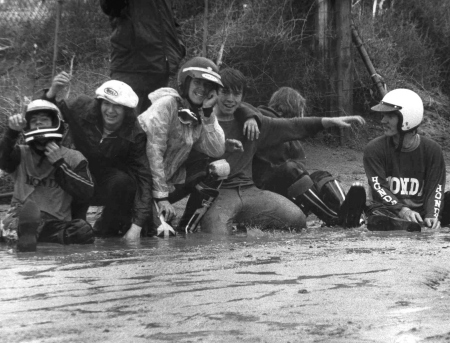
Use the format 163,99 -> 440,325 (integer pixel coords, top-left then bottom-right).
268,87 -> 306,119
219,68 -> 247,97
95,98 -> 137,127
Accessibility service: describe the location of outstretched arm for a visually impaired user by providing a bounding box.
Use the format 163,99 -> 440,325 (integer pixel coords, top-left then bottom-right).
322,116 -> 366,128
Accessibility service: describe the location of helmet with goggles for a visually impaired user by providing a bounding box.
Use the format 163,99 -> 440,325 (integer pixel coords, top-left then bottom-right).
95,80 -> 138,109
371,88 -> 423,133
23,100 -> 64,144
177,57 -> 223,97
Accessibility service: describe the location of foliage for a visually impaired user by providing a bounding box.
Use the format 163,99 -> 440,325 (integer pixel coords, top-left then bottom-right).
352,3 -> 449,117
0,0 -> 449,127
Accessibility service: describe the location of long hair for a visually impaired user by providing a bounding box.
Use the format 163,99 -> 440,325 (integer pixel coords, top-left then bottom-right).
268,87 -> 306,118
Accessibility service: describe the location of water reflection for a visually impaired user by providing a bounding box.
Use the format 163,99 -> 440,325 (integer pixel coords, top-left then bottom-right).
1,222 -> 450,263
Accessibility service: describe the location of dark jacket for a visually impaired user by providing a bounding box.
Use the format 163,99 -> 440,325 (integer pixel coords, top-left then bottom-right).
100,0 -> 185,76
42,93 -> 153,227
0,128 -> 94,202
252,105 -> 307,188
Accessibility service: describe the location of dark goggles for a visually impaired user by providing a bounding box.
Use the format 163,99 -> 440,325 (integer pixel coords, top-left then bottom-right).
178,109 -> 199,126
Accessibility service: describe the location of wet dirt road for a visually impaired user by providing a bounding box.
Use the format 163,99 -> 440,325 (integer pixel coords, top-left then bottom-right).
2,223 -> 450,343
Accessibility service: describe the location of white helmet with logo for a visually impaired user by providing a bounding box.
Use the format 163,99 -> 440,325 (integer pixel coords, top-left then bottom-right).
371,88 -> 423,132
95,80 -> 139,109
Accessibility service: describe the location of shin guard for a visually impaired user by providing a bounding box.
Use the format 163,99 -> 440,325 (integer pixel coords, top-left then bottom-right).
288,173 -> 341,226
179,183 -> 219,233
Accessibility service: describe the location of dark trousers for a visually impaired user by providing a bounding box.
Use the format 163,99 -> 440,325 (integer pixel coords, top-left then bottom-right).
72,168 -> 137,236
365,191 -> 450,226
260,159 -> 308,197
110,71 -> 169,114
38,219 -> 94,245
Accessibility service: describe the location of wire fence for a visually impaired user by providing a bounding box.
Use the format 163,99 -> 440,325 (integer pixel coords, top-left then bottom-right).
0,0 -> 382,122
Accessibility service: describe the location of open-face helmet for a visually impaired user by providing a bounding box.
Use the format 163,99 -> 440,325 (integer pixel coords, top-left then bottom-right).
23,99 -> 64,144
371,88 -> 423,133
95,80 -> 138,109
177,57 -> 223,97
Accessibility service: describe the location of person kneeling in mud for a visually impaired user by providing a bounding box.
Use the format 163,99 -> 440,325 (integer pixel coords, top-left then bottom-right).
184,68 -> 367,235
0,100 -> 95,251
251,87 -> 367,228
363,89 -> 450,231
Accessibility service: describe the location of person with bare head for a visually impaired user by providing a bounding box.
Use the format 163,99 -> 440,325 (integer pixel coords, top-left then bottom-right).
187,68 -> 367,235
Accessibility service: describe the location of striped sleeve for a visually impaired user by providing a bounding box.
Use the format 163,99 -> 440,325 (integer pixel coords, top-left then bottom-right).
53,158 -> 94,201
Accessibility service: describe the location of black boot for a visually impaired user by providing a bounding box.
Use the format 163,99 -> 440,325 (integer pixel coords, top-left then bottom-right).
288,174 -> 341,226
338,182 -> 367,228
177,183 -> 219,233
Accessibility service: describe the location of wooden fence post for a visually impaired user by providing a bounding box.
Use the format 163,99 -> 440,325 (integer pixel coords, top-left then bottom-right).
336,0 -> 353,144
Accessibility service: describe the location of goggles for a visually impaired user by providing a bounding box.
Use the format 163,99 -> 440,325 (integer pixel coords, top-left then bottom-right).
178,109 -> 199,126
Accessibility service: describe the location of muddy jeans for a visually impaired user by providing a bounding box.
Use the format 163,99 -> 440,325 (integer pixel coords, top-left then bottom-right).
200,185 -> 306,235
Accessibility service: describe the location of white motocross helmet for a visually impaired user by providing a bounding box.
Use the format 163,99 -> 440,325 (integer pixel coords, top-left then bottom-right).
23,99 -> 64,144
371,88 -> 423,132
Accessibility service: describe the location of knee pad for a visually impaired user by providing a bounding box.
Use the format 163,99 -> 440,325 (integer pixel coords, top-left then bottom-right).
287,171 -> 343,226
310,170 -> 345,214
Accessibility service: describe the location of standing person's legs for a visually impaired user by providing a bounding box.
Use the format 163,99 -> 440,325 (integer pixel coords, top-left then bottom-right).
93,168 -> 137,236
238,186 -> 306,230
110,72 -> 169,114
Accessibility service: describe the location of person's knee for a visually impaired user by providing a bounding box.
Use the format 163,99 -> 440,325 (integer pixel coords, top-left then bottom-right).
107,171 -> 137,199
200,210 -> 233,235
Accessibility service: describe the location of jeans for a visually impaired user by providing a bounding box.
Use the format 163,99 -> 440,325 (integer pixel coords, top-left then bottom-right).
201,185 -> 306,235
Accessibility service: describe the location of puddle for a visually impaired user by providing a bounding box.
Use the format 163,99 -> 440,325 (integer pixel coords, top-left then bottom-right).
1,222 -> 450,266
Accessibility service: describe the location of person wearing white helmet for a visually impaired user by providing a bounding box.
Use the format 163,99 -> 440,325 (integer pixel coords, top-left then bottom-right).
0,99 -> 95,251
41,72 -> 153,241
363,88 -> 449,231
138,56 -> 230,227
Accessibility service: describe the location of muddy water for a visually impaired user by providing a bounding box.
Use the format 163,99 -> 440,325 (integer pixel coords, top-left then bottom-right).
1,222 -> 450,343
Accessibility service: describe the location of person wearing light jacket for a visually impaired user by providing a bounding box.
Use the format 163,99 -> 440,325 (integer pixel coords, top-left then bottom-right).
138,57 -> 225,226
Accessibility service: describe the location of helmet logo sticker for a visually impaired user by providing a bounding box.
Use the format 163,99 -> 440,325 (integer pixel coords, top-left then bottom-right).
202,73 -> 219,83
104,87 -> 118,97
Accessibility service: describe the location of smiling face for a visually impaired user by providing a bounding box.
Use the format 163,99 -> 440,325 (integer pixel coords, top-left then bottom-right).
380,112 -> 400,137
101,99 -> 126,131
188,78 -> 215,106
216,87 -> 244,118
29,112 -> 53,130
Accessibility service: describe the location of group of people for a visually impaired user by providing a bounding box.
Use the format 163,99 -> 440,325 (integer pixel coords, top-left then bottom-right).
1,0 -> 449,252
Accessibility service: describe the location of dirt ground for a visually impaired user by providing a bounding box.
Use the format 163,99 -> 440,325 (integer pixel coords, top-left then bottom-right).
1,141 -> 450,343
